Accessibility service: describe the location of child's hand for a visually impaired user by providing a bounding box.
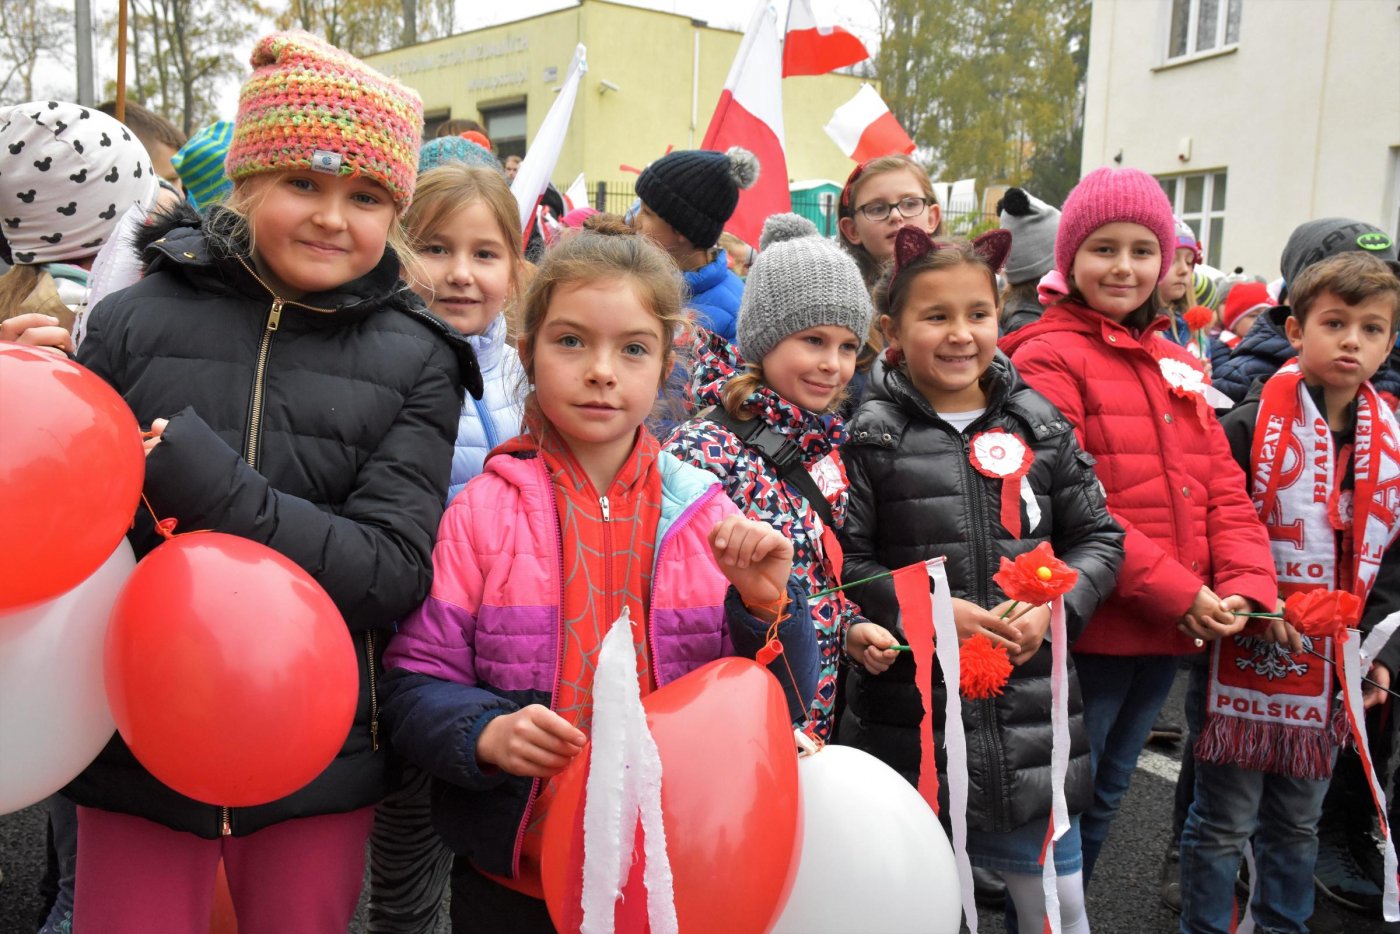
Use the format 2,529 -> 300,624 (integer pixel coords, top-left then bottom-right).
846,621 -> 901,675
476,704 -> 586,778
143,417 -> 169,456
1364,664 -> 1391,710
1000,602 -> 1051,665
1262,618 -> 1303,654
0,313 -> 73,356
709,515 -> 794,622
953,598 -> 1021,653
1179,587 -> 1245,642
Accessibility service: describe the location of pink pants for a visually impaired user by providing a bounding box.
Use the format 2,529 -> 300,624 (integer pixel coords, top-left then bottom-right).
74,805 -> 374,934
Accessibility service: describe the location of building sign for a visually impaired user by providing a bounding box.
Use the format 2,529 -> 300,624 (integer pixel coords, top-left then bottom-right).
386,36 -> 530,77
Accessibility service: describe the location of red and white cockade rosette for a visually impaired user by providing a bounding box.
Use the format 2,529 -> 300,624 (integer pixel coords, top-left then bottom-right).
1157,356 -> 1234,428
970,429 -> 1039,538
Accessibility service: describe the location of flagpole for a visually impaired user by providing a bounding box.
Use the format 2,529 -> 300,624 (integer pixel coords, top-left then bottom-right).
115,0 -> 129,122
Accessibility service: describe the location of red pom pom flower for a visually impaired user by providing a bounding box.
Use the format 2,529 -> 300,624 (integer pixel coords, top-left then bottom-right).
1184,305 -> 1215,332
1283,590 -> 1363,643
993,542 -> 1079,606
960,635 -> 1013,699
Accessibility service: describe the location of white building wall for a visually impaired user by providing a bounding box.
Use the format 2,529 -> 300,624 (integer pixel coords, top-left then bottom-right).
1082,0 -> 1400,279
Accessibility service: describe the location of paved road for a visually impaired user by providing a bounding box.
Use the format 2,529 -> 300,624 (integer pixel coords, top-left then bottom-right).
0,672 -> 1387,932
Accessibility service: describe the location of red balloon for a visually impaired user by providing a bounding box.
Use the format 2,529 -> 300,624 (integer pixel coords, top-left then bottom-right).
0,344 -> 143,611
104,533 -> 358,806
540,658 -> 802,933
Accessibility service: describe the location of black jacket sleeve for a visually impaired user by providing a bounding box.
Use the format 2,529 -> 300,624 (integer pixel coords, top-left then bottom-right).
838,445 -> 900,631
1046,433 -> 1126,642
1219,398 -> 1259,479
380,668 -> 518,790
138,341 -> 460,630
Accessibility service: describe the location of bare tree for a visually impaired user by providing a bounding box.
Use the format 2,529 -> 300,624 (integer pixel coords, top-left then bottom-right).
0,0 -> 69,104
280,0 -> 455,58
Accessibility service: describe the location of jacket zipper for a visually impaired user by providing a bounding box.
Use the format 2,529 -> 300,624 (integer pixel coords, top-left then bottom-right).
220,806 -> 232,836
366,630 -> 380,751
511,457 -> 568,877
473,395 -> 501,450
958,431 -> 1009,831
244,297 -> 283,468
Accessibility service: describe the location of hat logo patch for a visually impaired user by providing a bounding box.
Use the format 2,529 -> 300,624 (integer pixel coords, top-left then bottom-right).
311,150 -> 342,174
1357,231 -> 1393,252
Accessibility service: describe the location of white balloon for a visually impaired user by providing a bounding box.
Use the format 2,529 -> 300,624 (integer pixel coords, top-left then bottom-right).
771,744 -> 962,934
0,541 -> 134,814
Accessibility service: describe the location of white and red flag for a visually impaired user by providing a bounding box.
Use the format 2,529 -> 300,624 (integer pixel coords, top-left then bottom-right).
823,83 -> 916,163
701,1 -> 789,247
782,0 -> 869,77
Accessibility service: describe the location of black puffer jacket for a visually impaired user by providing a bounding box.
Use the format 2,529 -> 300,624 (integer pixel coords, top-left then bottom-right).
65,205 -> 480,838
838,355 -> 1124,833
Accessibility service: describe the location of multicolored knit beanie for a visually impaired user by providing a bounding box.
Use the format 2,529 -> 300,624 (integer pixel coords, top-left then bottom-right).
226,31 -> 424,211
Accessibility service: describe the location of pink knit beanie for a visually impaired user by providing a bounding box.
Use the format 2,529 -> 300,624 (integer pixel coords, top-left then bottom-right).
1055,167 -> 1176,282
226,32 -> 423,211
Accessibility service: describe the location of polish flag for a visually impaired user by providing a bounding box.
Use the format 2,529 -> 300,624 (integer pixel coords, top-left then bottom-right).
701,1 -> 789,247
783,0 -> 869,77
824,83 -> 916,163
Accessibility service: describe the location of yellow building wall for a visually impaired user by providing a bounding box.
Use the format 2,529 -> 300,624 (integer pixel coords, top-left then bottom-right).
366,0 -> 870,194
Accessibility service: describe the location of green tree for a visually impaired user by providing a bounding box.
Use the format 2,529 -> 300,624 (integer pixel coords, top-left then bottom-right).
872,0 -> 1089,205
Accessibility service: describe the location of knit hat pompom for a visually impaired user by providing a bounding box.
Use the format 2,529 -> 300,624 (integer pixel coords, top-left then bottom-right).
736,213 -> 874,366
997,186 -> 1060,285
758,212 -> 818,250
726,146 -> 760,191
226,31 -> 424,211
1056,167 -> 1176,283
635,147 -> 762,250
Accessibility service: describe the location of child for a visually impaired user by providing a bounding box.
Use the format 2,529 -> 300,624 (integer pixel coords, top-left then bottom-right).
63,32 -> 480,932
666,213 -> 874,741
1178,252 -> 1400,934
380,225 -> 818,933
367,161 -> 529,934
631,146 -> 757,343
837,225 -> 1124,932
997,186 -> 1061,334
999,167 -> 1277,887
1217,279 -> 1272,349
0,101 -> 160,353
1159,218 -> 1229,373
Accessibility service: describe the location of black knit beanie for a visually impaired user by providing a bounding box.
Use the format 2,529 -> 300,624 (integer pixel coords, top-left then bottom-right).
635,146 -> 759,250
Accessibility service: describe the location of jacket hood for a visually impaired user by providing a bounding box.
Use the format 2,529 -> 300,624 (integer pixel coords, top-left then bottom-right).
133,204 -> 484,400
685,250 -> 730,294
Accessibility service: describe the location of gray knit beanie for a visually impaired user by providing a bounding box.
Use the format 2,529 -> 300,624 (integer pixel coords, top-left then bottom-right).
997,187 -> 1060,285
736,213 -> 875,363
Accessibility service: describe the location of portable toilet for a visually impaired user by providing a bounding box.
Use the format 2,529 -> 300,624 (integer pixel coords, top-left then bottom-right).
789,179 -> 843,238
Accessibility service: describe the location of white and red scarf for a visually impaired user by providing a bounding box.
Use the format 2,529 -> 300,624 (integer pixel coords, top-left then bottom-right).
1197,362 -> 1400,779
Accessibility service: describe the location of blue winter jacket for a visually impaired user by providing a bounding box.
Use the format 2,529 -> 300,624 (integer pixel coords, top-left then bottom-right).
1160,311 -> 1230,374
447,314 -> 526,502
684,250 -> 744,342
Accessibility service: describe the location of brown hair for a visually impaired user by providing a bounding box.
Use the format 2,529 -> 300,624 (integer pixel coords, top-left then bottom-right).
838,154 -> 946,289
97,100 -> 187,151
402,164 -> 525,318
877,237 -> 1002,325
0,265 -> 46,321
1289,252 -> 1400,329
435,118 -> 487,139
516,219 -> 688,427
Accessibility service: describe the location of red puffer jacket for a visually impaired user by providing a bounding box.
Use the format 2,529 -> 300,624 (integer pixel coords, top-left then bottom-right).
1000,301 -> 1275,656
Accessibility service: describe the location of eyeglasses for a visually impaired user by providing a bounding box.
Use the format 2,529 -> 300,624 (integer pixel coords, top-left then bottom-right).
855,197 -> 931,222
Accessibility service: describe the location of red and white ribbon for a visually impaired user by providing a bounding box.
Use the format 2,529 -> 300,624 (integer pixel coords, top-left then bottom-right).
970,430 -> 1035,538
1158,357 -> 1234,415
1038,597 -> 1071,933
1339,630 -> 1400,923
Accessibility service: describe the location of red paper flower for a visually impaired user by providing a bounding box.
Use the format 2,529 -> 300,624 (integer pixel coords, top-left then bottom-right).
992,542 -> 1079,605
960,635 -> 1013,699
1184,305 -> 1215,332
1283,590 -> 1363,642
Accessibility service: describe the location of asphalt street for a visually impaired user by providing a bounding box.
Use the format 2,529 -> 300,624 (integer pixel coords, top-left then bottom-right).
0,671 -> 1388,933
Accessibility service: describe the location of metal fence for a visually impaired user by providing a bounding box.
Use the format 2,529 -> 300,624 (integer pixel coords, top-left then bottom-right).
582,182 -> 998,244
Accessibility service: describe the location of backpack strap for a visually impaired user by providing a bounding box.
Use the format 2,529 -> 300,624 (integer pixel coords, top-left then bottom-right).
701,406 -> 836,529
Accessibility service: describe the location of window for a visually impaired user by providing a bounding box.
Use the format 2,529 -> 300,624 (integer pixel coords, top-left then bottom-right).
1158,170 -> 1227,268
1167,0 -> 1241,60
481,104 -> 527,162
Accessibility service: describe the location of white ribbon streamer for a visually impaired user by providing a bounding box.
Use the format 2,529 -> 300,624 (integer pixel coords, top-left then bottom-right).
1341,631 -> 1400,923
1040,597 -> 1070,932
928,560 -> 977,933
1020,476 -> 1042,535
1361,611 -> 1400,670
579,608 -> 678,934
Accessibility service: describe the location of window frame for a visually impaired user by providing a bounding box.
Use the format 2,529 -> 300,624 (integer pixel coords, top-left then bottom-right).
1162,0 -> 1241,65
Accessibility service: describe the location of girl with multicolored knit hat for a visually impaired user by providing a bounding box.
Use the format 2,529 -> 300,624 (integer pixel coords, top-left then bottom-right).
1000,167 -> 1276,887
63,32 -> 482,931
665,213 -> 875,741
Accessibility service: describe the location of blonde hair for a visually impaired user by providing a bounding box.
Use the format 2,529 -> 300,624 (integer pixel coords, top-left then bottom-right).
0,265 -> 44,322
839,154 -> 946,289
224,174 -> 421,287
516,218 -> 688,427
402,164 -> 525,318
719,362 -> 849,421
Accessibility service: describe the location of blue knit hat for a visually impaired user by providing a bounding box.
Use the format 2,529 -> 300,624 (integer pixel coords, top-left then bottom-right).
172,121 -> 234,208
418,136 -> 502,175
